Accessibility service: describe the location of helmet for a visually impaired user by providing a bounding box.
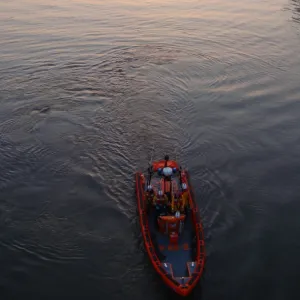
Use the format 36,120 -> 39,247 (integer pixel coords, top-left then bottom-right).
163,167 -> 173,177
147,185 -> 153,191
182,183 -> 187,190
158,190 -> 163,196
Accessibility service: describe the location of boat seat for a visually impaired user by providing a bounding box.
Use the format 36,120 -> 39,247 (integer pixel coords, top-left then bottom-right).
157,215 -> 186,235
187,261 -> 196,276
161,262 -> 174,276
159,178 -> 179,195
175,277 -> 190,285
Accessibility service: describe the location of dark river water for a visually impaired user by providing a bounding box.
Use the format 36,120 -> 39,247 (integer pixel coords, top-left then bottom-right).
1,0 -> 300,299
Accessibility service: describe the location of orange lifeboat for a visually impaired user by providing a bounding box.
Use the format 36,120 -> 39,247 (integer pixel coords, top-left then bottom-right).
135,156 -> 205,296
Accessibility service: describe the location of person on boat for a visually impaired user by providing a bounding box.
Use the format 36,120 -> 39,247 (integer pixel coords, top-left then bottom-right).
156,190 -> 168,205
171,193 -> 184,213
146,185 -> 156,205
181,183 -> 189,208
155,190 -> 168,215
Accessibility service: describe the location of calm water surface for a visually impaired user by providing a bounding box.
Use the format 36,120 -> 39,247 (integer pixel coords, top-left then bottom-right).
1,0 -> 300,299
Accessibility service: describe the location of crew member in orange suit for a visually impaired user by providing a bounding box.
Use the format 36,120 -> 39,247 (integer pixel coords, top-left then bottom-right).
181,183 -> 189,208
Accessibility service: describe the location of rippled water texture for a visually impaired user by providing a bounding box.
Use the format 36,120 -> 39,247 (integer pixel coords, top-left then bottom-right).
1,0 -> 300,299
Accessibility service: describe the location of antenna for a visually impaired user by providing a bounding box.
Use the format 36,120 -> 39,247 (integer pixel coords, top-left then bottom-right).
147,145 -> 155,186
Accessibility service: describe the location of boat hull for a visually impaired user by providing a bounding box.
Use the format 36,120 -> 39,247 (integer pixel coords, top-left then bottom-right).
135,166 -> 205,296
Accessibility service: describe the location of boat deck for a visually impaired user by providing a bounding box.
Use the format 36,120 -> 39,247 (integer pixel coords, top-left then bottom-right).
147,207 -> 195,277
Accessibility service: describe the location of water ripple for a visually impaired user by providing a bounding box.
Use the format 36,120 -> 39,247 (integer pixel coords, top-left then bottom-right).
1,0 -> 300,299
